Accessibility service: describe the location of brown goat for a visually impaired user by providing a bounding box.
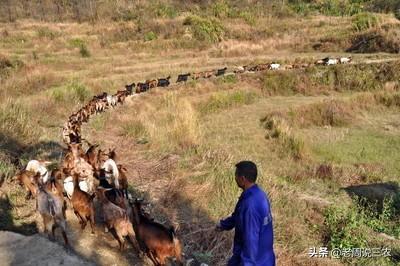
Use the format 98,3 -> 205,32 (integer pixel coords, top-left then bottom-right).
84,143 -> 101,169
96,188 -> 140,251
13,170 -> 40,200
71,174 -> 95,234
147,79 -> 158,89
131,200 -> 183,266
117,164 -> 129,198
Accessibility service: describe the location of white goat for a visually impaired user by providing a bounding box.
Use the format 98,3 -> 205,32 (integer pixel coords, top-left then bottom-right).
63,176 -> 89,199
101,159 -> 120,189
339,56 -> 352,64
26,160 -> 50,183
269,63 -> 280,70
325,58 -> 338,66
106,95 -> 118,107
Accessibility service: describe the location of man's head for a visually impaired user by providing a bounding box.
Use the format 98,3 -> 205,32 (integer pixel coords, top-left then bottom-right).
235,161 -> 257,190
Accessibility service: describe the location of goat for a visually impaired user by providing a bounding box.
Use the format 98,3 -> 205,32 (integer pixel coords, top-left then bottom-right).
102,158 -> 120,189
125,82 -> 136,95
216,67 -> 227,76
107,95 -> 118,107
131,199 -> 183,266
233,66 -> 245,74
202,70 -> 214,79
157,76 -> 171,87
339,56 -> 352,64
325,58 -> 338,66
84,143 -> 102,170
176,73 -> 190,83
255,64 -> 269,71
96,188 -> 140,251
269,63 -> 280,70
26,160 -> 50,183
13,170 -> 40,199
70,174 -> 95,234
315,58 -> 325,65
117,164 -> 129,198
45,176 -> 67,222
63,176 -> 89,199
36,182 -> 69,245
137,82 -> 150,93
146,79 -> 158,89
191,72 -> 202,80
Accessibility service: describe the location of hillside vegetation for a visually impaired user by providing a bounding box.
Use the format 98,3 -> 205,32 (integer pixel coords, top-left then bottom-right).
0,1 -> 400,265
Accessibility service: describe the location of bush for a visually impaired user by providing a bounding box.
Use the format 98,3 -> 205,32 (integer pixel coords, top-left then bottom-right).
36,27 -> 59,40
68,38 -> 85,48
212,1 -> 230,18
51,81 -> 91,104
79,44 -> 91,57
144,31 -> 157,41
198,90 -> 257,115
0,100 -> 41,144
323,204 -> 367,249
183,15 -> 224,43
352,12 -> 380,32
154,3 -> 178,18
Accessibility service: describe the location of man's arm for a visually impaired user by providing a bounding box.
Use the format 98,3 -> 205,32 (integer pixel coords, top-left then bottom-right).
240,205 -> 261,265
218,212 -> 236,231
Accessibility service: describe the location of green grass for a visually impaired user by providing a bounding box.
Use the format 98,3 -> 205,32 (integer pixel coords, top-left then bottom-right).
0,100 -> 41,144
312,129 -> 400,177
183,15 -> 225,43
50,81 -> 91,104
198,90 -> 258,115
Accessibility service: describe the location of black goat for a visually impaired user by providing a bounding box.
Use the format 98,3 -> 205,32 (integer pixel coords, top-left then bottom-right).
176,73 -> 190,83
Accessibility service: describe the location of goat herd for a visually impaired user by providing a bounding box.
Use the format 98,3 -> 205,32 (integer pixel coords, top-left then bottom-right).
11,55 -> 353,266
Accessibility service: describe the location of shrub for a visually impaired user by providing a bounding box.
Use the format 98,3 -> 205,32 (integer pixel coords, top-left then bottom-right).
198,90 -> 257,115
212,1 -> 230,18
144,31 -> 157,41
263,71 -> 298,95
79,44 -> 91,57
51,81 -> 91,104
36,27 -> 59,40
154,3 -> 178,18
238,11 -> 256,26
183,15 -> 224,43
323,204 -> 367,249
0,100 -> 41,144
352,12 -> 380,32
68,38 -> 85,48
262,114 -> 307,160
122,120 -> 148,139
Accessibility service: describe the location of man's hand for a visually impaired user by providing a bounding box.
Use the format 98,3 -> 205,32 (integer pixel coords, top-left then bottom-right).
215,222 -> 224,232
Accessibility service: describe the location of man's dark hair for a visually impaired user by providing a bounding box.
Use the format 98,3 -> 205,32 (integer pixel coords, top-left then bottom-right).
235,161 -> 257,183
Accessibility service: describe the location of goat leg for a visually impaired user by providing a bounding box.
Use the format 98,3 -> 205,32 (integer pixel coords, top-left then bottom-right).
147,251 -> 160,266
89,213 -> 95,235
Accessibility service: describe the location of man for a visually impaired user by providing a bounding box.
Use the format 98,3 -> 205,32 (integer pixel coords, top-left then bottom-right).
216,161 -> 275,266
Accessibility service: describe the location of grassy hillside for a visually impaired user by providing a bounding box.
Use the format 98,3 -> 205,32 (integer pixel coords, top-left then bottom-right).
0,3 -> 400,265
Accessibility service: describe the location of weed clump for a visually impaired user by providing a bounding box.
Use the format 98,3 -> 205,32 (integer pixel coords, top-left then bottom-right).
352,12 -> 380,32
183,15 -> 224,43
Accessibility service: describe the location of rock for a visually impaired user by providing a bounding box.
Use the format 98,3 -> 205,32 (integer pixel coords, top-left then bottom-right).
0,231 -> 94,266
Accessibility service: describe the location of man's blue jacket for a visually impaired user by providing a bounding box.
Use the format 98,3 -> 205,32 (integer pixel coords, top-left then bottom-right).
219,184 -> 275,266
